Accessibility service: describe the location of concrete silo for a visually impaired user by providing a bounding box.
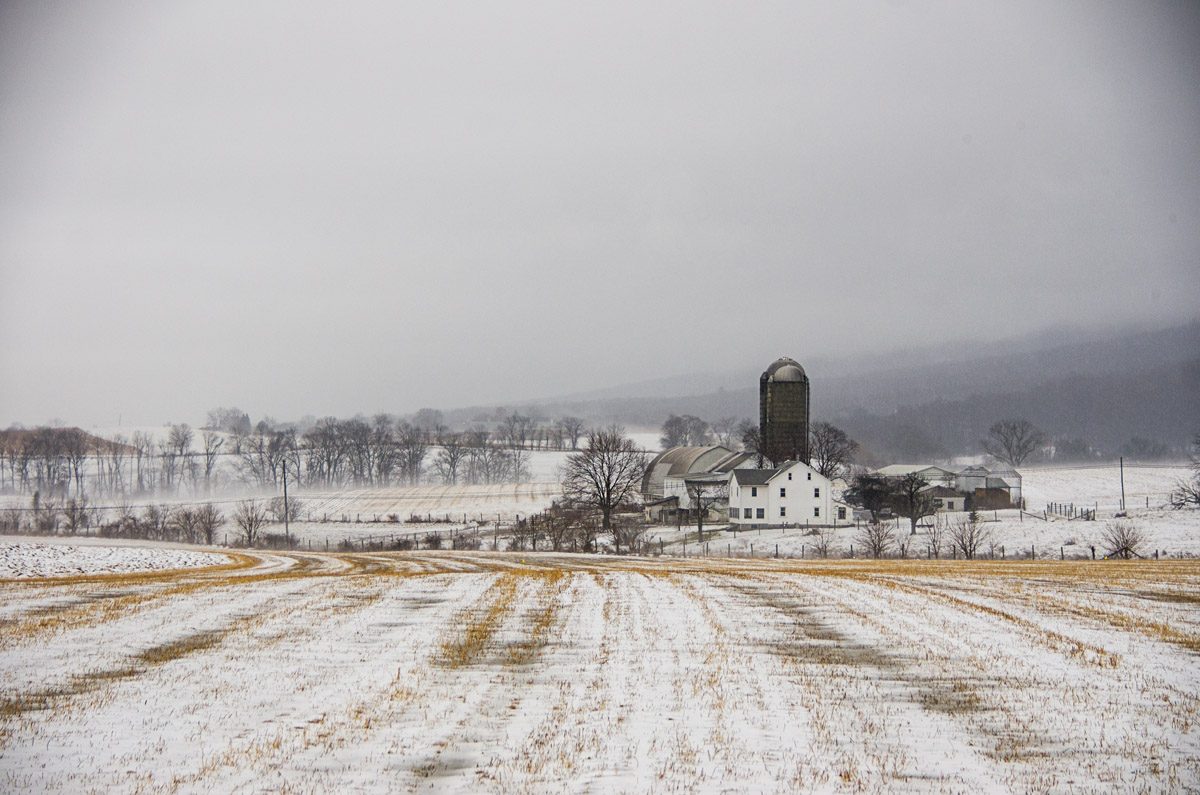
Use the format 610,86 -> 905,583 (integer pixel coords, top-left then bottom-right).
759,357 -> 810,465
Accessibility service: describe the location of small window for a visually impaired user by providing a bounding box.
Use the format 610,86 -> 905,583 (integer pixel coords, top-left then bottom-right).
787,472 -> 792,480
751,486 -> 757,497
837,506 -> 846,520
814,487 -> 820,498
807,472 -> 811,481
814,507 -> 820,518
947,501 -> 955,510
756,508 -> 764,519
744,508 -> 752,519
780,487 -> 787,498
780,506 -> 787,517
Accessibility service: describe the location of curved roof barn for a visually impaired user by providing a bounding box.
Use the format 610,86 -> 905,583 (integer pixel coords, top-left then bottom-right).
640,445 -> 749,498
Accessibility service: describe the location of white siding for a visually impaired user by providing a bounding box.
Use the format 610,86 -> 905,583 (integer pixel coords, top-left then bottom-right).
728,461 -> 839,527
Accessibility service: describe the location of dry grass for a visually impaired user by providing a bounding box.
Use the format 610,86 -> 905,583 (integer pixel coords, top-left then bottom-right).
4,546 -> 1199,790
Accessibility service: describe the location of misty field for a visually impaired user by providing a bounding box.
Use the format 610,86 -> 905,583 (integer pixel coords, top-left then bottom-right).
1,548 -> 1198,793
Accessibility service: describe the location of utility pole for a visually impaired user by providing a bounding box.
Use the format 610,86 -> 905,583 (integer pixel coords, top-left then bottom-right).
282,458 -> 290,547
1119,456 -> 1126,512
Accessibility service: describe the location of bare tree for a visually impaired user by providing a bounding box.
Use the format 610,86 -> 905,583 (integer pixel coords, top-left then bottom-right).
811,525 -> 835,558
613,517 -> 649,555
894,473 -> 936,535
541,507 -> 580,551
63,495 -> 91,533
855,520 -> 896,558
686,479 -> 728,543
206,407 -> 251,435
500,413 -> 534,450
1101,520 -> 1146,559
141,504 -> 173,541
269,496 -> 305,524
60,428 -> 89,497
171,507 -> 201,544
736,419 -> 767,467
982,419 -> 1046,467
711,416 -> 738,448
434,433 -> 467,485
1171,477 -> 1200,509
195,504 -> 224,545
558,417 -> 586,450
1170,431 -> 1200,508
396,422 -> 428,484
809,422 -> 859,480
131,431 -> 153,493
561,427 -> 647,553
31,491 -> 59,532
926,514 -> 947,558
233,500 -> 270,546
200,430 -> 224,492
950,513 -> 990,559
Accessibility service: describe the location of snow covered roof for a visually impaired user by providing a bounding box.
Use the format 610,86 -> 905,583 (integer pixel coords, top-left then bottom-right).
876,464 -> 955,478
762,357 -> 807,382
641,445 -> 738,496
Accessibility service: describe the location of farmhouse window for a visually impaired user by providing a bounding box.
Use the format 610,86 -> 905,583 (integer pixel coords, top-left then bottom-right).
756,508 -> 764,519
780,487 -> 786,498
807,472 -> 811,481
837,506 -> 846,520
744,508 -> 751,519
813,507 -> 820,518
780,507 -> 787,517
813,487 -> 820,498
751,486 -> 757,497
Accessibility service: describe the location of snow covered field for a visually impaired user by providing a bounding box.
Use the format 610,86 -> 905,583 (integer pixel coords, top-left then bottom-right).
651,505 -> 1200,560
0,538 -> 228,579
293,481 -> 561,523
0,550 -> 1197,792
1020,463 -> 1191,511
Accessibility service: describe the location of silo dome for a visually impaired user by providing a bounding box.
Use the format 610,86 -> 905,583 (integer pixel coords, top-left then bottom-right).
771,364 -> 805,382
764,357 -> 806,381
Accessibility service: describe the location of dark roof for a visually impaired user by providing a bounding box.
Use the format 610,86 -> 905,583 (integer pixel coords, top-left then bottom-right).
732,468 -> 778,486
924,485 -> 966,498
680,472 -> 729,484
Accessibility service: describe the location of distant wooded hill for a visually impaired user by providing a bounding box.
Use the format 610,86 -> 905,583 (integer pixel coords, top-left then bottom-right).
443,322 -> 1200,460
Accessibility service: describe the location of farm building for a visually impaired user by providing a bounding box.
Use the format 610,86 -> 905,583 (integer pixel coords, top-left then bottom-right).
727,460 -> 847,528
875,463 -> 1024,510
760,357 -> 810,465
641,445 -> 750,522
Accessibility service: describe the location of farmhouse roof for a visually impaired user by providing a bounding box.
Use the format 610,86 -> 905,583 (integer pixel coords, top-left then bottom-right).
923,485 -> 966,498
732,468 -> 778,486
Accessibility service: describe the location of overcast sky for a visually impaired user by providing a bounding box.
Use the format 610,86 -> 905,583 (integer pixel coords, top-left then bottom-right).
2,0 -> 1198,428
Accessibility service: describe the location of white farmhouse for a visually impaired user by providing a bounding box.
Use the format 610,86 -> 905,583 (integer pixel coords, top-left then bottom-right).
727,460 -> 847,528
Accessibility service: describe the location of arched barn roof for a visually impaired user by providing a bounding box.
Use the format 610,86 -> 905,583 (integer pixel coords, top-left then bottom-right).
641,445 -> 745,498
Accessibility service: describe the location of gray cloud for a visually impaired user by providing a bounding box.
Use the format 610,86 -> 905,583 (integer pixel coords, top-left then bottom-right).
2,0 -> 1198,426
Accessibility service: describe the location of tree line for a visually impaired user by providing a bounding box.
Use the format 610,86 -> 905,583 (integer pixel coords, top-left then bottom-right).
0,409 -> 596,499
